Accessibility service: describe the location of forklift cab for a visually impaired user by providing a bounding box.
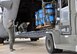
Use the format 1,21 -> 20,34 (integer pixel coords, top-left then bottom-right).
45,0 -> 77,54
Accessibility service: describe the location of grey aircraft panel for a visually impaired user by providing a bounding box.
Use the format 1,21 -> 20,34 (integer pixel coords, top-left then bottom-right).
0,0 -> 20,38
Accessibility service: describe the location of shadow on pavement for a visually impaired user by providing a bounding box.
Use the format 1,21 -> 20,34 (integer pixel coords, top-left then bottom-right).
53,51 -> 77,54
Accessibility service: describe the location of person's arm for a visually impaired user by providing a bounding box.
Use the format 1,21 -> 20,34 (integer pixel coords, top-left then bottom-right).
0,0 -> 13,9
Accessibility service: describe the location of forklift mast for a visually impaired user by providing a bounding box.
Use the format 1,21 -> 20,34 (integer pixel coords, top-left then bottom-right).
68,0 -> 77,35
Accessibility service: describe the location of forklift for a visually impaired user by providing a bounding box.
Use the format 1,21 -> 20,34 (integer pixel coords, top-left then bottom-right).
44,0 -> 77,54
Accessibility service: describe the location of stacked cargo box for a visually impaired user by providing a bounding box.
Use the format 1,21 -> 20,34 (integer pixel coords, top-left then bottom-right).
35,3 -> 55,29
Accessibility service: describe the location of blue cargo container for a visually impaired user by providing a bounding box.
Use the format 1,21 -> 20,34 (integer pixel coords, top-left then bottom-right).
35,4 -> 55,26
35,9 -> 44,26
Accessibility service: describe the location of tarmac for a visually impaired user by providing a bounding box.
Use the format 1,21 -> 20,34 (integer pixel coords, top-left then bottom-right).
0,37 -> 77,54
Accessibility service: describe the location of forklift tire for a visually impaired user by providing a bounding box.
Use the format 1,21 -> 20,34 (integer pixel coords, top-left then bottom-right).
0,38 -> 4,44
45,34 -> 54,54
30,38 -> 39,41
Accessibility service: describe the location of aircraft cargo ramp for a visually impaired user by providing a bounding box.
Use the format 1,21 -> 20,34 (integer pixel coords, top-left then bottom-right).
15,30 -> 48,38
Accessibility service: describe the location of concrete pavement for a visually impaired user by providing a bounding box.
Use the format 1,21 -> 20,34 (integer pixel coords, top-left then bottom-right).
0,37 -> 77,54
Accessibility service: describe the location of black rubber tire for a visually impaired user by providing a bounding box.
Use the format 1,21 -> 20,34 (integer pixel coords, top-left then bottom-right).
0,38 -> 4,44
30,38 -> 39,41
45,34 -> 54,54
